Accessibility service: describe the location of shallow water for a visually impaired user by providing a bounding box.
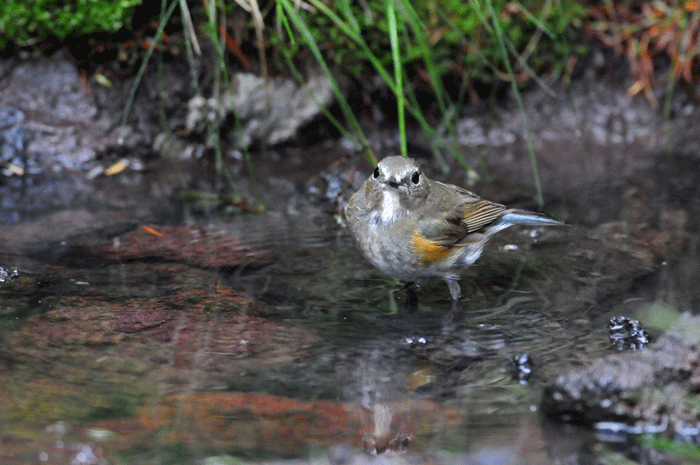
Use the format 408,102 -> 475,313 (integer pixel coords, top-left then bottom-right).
1,189 -> 692,465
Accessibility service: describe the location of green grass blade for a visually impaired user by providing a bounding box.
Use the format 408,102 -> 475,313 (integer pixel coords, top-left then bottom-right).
396,0 -> 449,114
509,0 -> 555,38
279,44 -> 353,147
387,0 -> 406,158
278,0 -> 376,164
484,0 -> 544,208
504,38 -> 557,97
304,0 -> 396,91
276,1 -> 296,48
403,1 -> 471,170
119,0 -> 179,136
194,1 -> 241,197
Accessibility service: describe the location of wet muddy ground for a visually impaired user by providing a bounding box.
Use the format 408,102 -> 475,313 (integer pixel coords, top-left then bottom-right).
1,51 -> 700,464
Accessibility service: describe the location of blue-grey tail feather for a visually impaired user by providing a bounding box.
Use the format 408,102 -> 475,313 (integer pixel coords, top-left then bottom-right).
498,210 -> 563,226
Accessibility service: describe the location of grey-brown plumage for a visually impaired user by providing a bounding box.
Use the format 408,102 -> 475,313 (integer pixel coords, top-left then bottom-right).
345,156 -> 562,311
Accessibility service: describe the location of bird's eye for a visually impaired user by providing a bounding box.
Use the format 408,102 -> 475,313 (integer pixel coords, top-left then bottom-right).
373,167 -> 380,179
411,171 -> 421,185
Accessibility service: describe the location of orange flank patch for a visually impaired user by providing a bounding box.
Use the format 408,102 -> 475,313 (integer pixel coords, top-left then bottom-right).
411,230 -> 450,263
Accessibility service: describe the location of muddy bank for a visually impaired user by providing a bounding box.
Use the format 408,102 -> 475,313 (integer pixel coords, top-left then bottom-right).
2,50 -> 700,224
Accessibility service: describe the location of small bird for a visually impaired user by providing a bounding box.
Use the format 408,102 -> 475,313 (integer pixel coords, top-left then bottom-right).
344,156 -> 563,311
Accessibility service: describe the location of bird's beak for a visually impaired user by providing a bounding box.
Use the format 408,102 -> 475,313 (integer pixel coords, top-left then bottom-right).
385,178 -> 400,188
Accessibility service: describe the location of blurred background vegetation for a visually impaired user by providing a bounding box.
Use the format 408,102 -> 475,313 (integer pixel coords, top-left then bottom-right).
2,0 -> 696,101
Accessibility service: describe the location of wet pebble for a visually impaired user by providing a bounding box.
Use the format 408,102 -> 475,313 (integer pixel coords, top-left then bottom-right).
510,352 -> 533,384
0,265 -> 19,283
608,315 -> 649,351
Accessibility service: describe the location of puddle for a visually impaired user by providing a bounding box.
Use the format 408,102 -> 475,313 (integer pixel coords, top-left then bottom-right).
0,193 -> 685,464
1,146 -> 698,464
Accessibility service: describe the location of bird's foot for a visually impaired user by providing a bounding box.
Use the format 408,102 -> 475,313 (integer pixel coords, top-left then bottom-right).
403,282 -> 418,313
446,279 -> 462,314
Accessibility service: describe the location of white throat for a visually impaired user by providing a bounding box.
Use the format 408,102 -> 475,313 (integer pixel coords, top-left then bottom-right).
376,189 -> 402,223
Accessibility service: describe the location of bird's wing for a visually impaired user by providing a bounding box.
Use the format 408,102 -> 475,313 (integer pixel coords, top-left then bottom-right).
415,182 -> 506,247
460,197 -> 507,233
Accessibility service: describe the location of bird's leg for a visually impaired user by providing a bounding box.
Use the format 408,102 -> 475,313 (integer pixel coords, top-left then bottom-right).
403,281 -> 418,313
446,279 -> 461,313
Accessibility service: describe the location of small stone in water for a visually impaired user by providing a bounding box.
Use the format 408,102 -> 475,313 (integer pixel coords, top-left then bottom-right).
609,316 -> 649,351
511,352 -> 533,384
0,266 -> 19,283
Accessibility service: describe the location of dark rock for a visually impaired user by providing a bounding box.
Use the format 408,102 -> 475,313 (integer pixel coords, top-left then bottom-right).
542,330 -> 700,438
609,316 -> 649,351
